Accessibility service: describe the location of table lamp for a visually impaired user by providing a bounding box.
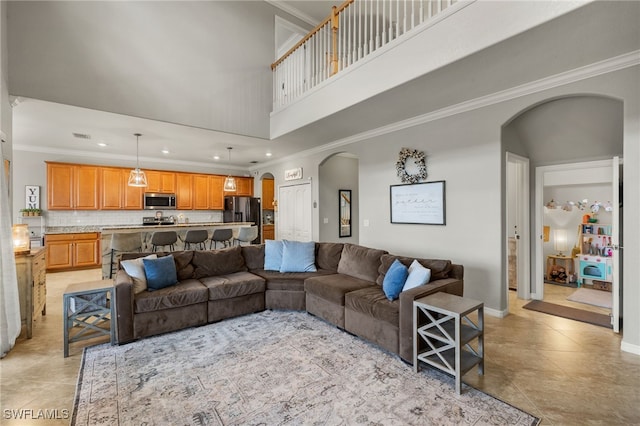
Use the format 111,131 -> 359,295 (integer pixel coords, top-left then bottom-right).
12,224 -> 30,254
554,229 -> 568,256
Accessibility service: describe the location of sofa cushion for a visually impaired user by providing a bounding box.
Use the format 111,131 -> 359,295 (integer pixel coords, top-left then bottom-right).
242,244 -> 265,270
264,240 -> 284,271
134,279 -> 208,314
376,254 -> 452,286
337,244 -> 387,283
345,286 -> 399,326
200,271 -> 265,300
304,274 -> 375,306
192,246 -> 247,278
382,259 -> 408,301
280,240 -> 317,273
172,251 -> 195,281
143,255 -> 178,292
315,243 -> 344,272
252,269 -> 336,291
121,254 -> 157,294
403,259 -> 431,291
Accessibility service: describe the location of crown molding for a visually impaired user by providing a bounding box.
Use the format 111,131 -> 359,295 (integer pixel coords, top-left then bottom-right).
253,49 -> 640,170
265,1 -> 318,26
12,144 -> 249,172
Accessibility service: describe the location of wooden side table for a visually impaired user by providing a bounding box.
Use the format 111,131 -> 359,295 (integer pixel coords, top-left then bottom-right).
414,292 -> 484,395
63,279 -> 116,357
546,255 -> 575,284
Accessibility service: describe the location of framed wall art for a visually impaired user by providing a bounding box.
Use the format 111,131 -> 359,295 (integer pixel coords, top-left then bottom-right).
390,181 -> 445,225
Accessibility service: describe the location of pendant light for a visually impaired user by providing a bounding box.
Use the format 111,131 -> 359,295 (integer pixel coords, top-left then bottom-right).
223,147 -> 237,192
128,133 -> 148,187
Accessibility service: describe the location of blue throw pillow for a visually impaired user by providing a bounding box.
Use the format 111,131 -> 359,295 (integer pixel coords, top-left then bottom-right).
264,240 -> 284,271
143,255 -> 178,292
280,240 -> 317,273
382,259 -> 408,301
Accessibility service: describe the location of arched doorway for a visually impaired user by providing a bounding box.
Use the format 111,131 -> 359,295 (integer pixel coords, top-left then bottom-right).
318,152 -> 359,243
502,95 -> 623,330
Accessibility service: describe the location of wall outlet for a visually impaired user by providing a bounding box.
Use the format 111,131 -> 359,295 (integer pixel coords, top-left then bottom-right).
323,218 -> 329,224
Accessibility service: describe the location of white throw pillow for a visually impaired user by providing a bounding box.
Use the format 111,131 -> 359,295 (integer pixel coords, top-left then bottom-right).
121,254 -> 158,294
402,259 -> 431,292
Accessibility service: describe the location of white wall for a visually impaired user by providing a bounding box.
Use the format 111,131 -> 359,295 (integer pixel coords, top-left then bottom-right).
7,1 -> 308,139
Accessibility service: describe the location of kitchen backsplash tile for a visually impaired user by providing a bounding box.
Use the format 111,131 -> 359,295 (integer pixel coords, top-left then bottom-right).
45,210 -> 223,227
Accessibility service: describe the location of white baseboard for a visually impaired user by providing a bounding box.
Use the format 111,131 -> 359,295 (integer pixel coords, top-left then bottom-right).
485,306 -> 508,318
621,341 -> 640,356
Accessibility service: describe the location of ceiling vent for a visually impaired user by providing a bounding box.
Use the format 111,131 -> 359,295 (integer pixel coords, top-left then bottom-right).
72,132 -> 91,140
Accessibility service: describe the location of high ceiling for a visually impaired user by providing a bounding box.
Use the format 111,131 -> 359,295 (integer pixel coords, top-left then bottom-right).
9,1 -> 339,170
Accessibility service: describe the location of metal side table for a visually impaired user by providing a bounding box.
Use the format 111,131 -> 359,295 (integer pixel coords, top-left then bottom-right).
413,292 -> 484,394
63,279 -> 116,357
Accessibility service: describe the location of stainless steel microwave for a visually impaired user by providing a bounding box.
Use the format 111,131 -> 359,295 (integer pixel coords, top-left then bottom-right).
143,193 -> 176,210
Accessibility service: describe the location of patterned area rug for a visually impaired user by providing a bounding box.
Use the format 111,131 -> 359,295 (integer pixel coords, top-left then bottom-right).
72,311 -> 539,425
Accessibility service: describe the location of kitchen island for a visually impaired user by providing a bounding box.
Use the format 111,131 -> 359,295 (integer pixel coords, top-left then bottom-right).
100,222 -> 254,279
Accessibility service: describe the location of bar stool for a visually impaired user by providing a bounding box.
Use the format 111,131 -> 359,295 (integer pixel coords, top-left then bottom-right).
182,229 -> 208,250
210,228 -> 233,249
109,233 -> 142,278
233,226 -> 259,246
150,231 -> 178,252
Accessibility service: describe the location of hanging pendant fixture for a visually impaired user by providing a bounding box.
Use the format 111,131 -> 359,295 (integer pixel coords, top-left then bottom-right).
223,147 -> 237,192
128,133 -> 148,187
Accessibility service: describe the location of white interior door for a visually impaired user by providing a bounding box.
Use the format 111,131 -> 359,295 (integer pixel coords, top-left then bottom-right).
611,156 -> 620,333
278,182 -> 312,242
506,153 -> 530,302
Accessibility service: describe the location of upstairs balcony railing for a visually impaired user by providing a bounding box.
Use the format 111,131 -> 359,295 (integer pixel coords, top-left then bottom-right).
271,0 -> 461,110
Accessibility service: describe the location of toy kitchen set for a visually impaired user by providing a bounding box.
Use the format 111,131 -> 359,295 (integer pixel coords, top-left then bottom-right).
578,222 -> 614,290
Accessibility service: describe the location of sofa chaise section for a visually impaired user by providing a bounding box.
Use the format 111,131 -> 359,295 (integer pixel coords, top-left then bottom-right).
344,254 -> 464,362
305,243 -> 387,328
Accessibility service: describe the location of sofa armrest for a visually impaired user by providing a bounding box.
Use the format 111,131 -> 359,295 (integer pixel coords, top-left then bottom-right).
398,277 -> 464,363
114,269 -> 135,344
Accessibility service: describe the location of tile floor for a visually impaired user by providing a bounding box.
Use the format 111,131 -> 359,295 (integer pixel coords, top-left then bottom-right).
1,270 -> 639,425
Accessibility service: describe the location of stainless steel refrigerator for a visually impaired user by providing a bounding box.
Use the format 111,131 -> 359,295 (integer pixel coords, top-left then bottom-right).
223,196 -> 261,244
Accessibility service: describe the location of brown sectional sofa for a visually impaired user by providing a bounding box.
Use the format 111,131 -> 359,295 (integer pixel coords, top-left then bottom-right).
114,242 -> 463,364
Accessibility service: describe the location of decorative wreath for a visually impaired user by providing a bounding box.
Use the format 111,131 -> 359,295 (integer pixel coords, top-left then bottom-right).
396,148 -> 427,184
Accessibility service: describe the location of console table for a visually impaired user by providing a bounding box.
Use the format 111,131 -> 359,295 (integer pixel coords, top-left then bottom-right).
63,279 -> 116,357
15,247 -> 46,338
413,292 -> 484,394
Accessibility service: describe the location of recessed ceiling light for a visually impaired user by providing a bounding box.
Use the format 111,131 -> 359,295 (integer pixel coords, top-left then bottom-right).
213,155 -> 220,160
97,142 -> 107,147
266,152 -> 272,157
161,149 -> 170,154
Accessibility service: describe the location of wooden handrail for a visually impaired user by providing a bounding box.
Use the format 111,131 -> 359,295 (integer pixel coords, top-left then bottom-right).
271,0 -> 354,71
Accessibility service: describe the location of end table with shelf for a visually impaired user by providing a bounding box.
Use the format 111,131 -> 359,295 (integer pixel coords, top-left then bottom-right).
413,292 -> 484,395
63,279 -> 116,357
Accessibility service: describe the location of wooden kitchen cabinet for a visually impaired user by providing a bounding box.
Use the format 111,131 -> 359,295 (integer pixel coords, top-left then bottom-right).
209,175 -> 225,210
100,168 -> 143,210
145,171 -> 176,193
15,247 -> 46,338
262,224 -> 275,242
47,163 -> 100,210
262,178 -> 274,209
45,232 -> 101,271
236,177 -> 254,196
193,174 -> 210,210
176,173 -> 193,209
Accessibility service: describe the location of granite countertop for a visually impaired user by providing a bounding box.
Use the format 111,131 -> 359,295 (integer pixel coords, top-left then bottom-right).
46,222 -> 254,235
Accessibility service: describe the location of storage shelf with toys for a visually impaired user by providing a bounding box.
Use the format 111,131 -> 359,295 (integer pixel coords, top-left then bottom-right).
577,219 -> 613,288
